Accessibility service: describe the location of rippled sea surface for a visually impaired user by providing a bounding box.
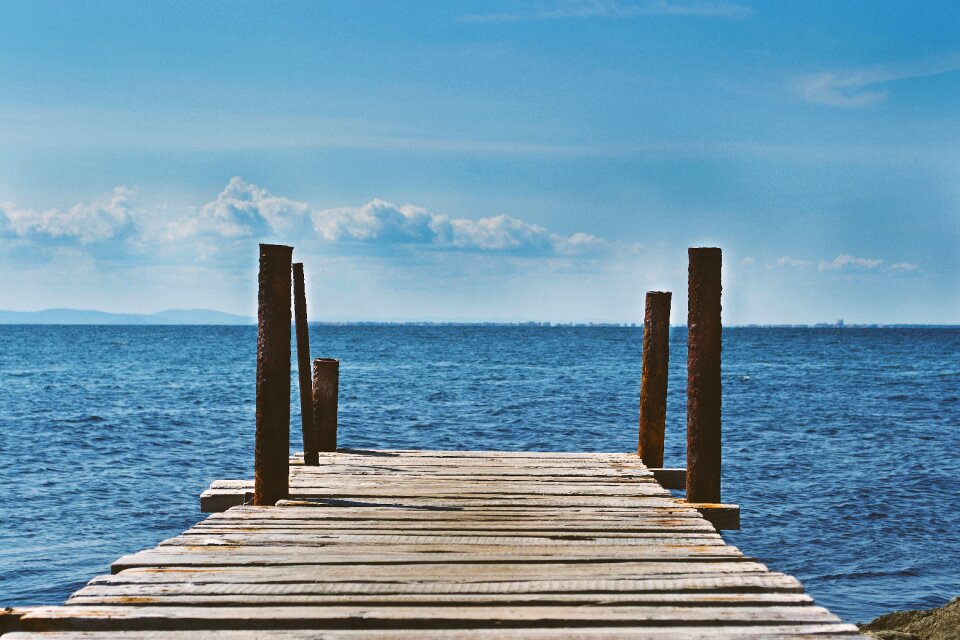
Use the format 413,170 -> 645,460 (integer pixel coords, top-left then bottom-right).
1,325 -> 958,622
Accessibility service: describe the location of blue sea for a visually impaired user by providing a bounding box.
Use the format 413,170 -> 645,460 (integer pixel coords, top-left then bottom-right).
1,325 -> 957,623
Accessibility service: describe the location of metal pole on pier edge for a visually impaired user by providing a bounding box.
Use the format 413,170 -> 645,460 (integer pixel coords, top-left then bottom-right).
638,291 -> 671,467
292,263 -> 318,466
254,243 -> 293,506
686,247 -> 722,503
313,358 -> 340,453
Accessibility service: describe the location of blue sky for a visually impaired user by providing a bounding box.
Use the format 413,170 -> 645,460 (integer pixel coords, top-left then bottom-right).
1,0 -> 957,323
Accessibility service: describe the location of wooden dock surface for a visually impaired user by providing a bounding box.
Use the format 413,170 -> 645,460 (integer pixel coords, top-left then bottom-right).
5,449 -> 858,638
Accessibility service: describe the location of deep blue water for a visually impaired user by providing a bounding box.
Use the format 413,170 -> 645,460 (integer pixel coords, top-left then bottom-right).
1,325 -> 957,623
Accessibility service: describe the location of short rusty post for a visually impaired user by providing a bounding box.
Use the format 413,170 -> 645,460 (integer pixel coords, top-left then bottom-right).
313,358 -> 339,452
254,243 -> 293,506
686,247 -> 722,503
293,263 -> 317,466
638,291 -> 671,467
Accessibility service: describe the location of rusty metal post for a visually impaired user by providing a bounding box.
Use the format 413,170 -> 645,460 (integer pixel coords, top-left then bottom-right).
638,291 -> 671,467
686,247 -> 722,503
292,263 -> 317,466
254,243 -> 293,506
313,358 -> 339,453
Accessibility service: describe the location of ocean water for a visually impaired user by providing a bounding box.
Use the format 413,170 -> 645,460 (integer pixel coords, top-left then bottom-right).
0,325 -> 957,623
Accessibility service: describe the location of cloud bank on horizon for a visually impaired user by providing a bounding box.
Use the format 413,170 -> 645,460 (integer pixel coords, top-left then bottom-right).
1,178 -> 619,258
2,179 -> 916,272
0,176 -> 929,323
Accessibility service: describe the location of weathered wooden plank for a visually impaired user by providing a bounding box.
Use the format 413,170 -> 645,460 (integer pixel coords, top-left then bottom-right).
310,449 -> 648,458
75,574 -> 804,596
2,623 -> 863,638
200,478 -> 678,511
227,463 -> 653,472
190,517 -> 717,529
185,525 -> 717,536
285,468 -> 653,478
216,505 -> 708,518
66,592 -> 814,607
190,518 -> 713,527
210,480 -> 669,495
199,517 -> 712,528
267,496 -> 685,507
284,465 -> 652,474
215,474 -> 661,484
282,462 -> 654,473
161,532 -> 726,547
205,508 -> 706,519
203,496 -> 689,514
205,493 -> 681,506
94,561 -> 779,584
205,486 -> 670,499
118,541 -> 743,558
18,604 -> 847,631
112,546 -> 746,572
288,459 -> 651,469
203,502 -> 737,531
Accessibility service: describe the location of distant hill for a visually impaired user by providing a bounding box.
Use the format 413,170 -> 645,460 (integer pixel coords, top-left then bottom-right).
0,308 -> 254,325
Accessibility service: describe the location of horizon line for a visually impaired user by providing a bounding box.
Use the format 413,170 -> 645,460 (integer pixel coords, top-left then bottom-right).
0,309 -> 956,328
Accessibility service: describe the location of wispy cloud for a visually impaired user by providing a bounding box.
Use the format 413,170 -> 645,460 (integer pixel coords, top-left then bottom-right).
818,254 -> 882,272
459,0 -> 752,23
771,253 -> 912,275
775,255 -> 810,269
794,52 -> 960,108
889,262 -> 919,272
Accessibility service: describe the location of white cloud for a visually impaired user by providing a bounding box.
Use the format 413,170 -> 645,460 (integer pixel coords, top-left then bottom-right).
0,187 -> 136,244
459,0 -> 752,22
558,232 -> 609,255
312,199 -> 441,245
818,254 -> 882,272
167,177 -> 310,240
151,181 -> 607,257
794,52 -> 960,108
312,198 -> 608,256
3,179 -> 613,260
740,256 -> 755,266
889,262 -> 919,272
775,255 -> 810,268
447,215 -> 554,252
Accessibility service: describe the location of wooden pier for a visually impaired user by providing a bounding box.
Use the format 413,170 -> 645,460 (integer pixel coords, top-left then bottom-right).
2,245 -> 859,637
4,449 -> 857,638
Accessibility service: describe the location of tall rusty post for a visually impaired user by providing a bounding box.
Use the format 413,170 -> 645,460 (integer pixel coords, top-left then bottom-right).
313,358 -> 340,453
292,263 -> 317,466
254,243 -> 293,506
638,291 -> 672,467
686,247 -> 722,503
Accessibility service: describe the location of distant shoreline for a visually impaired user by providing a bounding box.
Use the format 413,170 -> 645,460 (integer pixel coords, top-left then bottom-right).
0,308 -> 252,326
0,310 -> 956,329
